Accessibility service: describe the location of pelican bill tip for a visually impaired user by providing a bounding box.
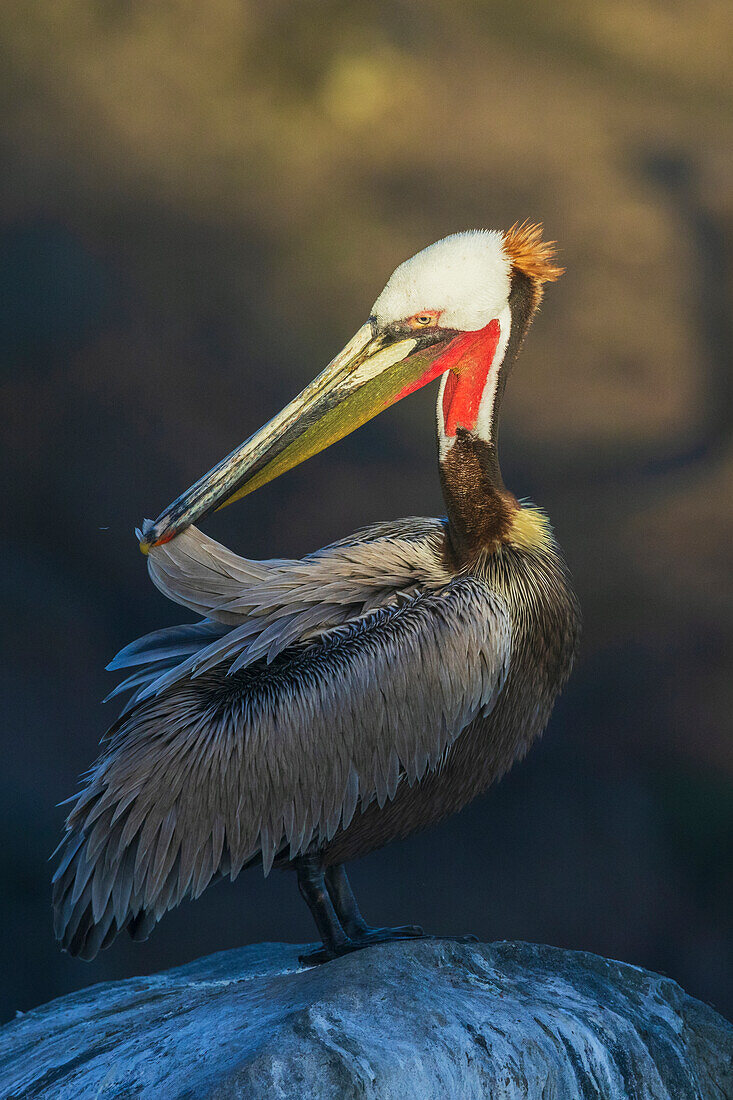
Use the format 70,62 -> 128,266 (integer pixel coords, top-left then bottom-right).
136,519 -> 156,556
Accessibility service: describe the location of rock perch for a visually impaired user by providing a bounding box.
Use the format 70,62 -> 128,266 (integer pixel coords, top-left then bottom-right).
0,940 -> 731,1098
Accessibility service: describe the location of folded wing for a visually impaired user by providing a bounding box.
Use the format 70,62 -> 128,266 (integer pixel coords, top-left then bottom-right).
107,520 -> 453,710
54,523 -> 510,958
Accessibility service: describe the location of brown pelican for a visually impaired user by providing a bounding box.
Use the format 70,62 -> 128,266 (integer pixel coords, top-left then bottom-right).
53,224 -> 580,963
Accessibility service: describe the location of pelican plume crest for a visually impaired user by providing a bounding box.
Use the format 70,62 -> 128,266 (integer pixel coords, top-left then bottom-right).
502,221 -> 564,287
54,227 -> 580,963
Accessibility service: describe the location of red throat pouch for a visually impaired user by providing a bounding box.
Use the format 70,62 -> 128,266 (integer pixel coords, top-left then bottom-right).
439,319 -> 501,436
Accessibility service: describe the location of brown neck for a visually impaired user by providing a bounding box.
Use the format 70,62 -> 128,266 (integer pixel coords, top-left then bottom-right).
439,432 -> 518,568
438,270 -> 537,569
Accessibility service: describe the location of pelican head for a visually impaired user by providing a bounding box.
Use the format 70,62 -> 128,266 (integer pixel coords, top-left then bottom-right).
139,224 -> 561,552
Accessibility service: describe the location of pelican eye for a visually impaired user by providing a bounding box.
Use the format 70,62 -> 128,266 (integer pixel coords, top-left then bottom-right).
408,310 -> 441,328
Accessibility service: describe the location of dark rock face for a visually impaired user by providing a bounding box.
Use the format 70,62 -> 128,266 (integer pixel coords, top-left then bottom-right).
0,940 -> 731,1099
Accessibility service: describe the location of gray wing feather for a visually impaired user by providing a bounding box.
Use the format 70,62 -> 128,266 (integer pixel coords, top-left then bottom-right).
53,552 -> 510,958
107,521 -> 452,706
147,520 -> 449,621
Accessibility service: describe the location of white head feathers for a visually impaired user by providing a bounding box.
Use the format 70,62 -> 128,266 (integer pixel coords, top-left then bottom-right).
372,231 -> 512,333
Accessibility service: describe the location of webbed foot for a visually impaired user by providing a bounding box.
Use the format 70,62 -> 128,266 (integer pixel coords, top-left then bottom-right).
350,923 -> 425,945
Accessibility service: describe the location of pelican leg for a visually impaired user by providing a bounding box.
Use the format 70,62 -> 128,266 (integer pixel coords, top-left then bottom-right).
295,854 -> 354,964
325,864 -> 424,945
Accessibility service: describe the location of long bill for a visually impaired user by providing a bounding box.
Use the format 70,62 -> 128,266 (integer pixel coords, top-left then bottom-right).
139,321 -> 455,553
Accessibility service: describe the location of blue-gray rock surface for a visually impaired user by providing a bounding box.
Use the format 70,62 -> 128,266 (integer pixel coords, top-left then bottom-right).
0,940 -> 731,1099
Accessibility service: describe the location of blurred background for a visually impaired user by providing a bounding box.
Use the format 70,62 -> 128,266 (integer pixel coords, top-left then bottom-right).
3,0 -> 732,1023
